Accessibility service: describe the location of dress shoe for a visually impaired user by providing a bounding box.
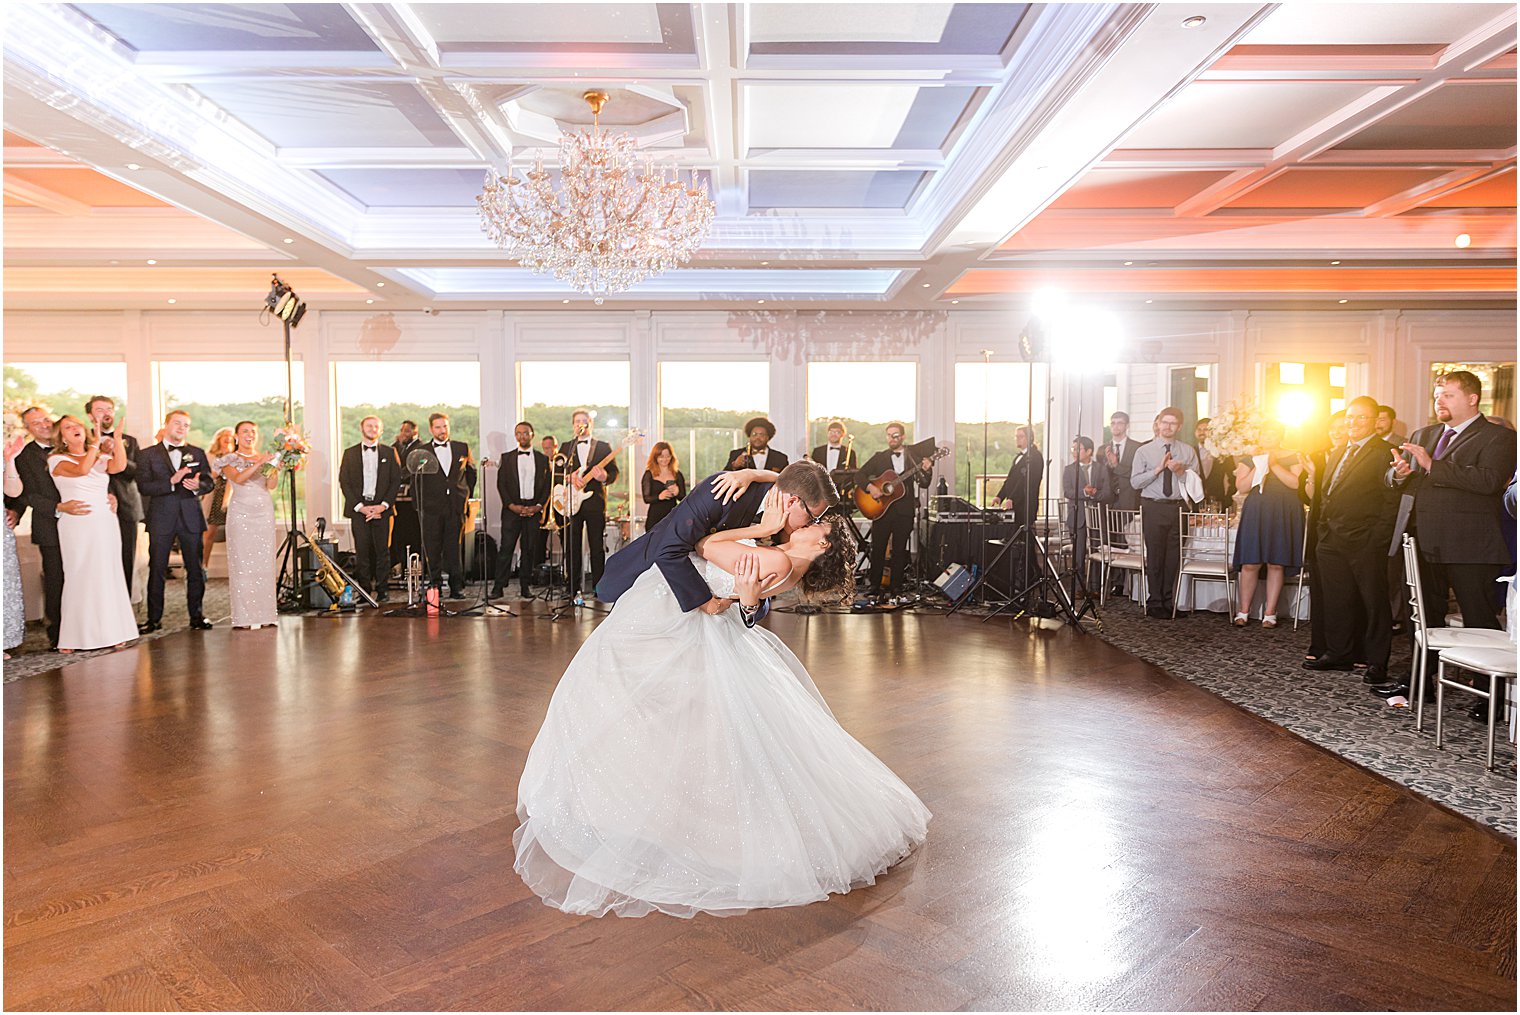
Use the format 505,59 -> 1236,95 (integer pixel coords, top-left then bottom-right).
1301,657 -> 1352,671
1145,607 -> 1170,620
519,587 -> 532,599
490,585 -> 506,599
1361,665 -> 1392,685
1371,683 -> 1410,699
189,618 -> 212,631
137,621 -> 162,635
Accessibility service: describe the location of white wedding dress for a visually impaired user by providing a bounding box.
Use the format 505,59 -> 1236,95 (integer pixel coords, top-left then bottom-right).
514,541 -> 931,918
49,455 -> 139,651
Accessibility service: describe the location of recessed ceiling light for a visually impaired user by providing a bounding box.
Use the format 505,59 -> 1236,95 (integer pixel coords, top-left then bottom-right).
1123,261 -> 1133,266
1144,299 -> 1153,304
375,281 -> 385,287
951,299 -> 960,304
1454,233 -> 1472,248
365,299 -> 374,304
166,298 -> 177,304
282,237 -> 294,244
760,261 -> 769,266
920,282 -> 931,288
757,299 -> 766,304
1330,260 -> 1341,265
562,299 -> 570,304
125,162 -> 142,171
1338,299 -> 1349,304
108,259 -> 119,265
1181,15 -> 1207,28
146,259 -> 157,265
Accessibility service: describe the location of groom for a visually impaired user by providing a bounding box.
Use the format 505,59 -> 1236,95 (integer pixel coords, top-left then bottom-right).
597,459 -> 837,626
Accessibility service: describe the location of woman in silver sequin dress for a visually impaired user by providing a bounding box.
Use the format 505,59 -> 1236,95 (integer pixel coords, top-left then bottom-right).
214,421 -> 279,629
3,432 -> 27,657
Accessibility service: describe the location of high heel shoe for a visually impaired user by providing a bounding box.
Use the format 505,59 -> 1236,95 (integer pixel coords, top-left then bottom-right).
1261,616 -> 1278,629
1231,613 -> 1248,627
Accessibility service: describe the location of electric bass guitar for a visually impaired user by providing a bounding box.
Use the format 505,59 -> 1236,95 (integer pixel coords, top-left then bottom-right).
550,428 -> 644,517
852,445 -> 950,520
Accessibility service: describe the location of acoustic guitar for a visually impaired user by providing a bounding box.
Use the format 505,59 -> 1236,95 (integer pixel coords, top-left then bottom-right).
852,445 -> 950,520
550,428 -> 644,517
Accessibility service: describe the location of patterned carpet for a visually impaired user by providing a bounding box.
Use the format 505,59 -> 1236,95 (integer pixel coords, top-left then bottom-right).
1087,597 -> 1516,838
8,575 -> 1515,837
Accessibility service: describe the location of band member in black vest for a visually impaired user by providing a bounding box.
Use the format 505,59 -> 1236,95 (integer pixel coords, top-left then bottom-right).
726,416 -> 789,473
858,422 -> 932,604
810,419 -> 858,496
414,412 -> 476,598
86,396 -> 141,593
339,415 -> 402,603
494,421 -> 550,598
564,409 -> 619,599
390,419 -> 423,574
136,409 -> 216,633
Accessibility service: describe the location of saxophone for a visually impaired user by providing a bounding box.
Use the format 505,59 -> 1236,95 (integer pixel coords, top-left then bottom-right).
308,539 -> 346,609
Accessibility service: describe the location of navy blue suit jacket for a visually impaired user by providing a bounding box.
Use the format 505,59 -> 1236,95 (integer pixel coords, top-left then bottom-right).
596,473 -> 773,622
136,443 -> 215,535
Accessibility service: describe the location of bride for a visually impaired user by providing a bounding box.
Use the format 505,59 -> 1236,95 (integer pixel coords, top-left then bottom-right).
514,479 -> 931,918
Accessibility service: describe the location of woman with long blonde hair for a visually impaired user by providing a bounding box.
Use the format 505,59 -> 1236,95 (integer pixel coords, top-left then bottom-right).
201,426 -> 236,575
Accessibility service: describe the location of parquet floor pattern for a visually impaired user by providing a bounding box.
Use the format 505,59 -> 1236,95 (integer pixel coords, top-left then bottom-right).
4,609 -> 1515,1010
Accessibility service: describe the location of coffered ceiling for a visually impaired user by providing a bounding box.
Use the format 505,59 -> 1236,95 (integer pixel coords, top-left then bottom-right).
3,2 -> 1515,312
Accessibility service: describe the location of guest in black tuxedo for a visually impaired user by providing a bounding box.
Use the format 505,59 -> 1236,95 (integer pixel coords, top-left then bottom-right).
493,421 -> 550,598
640,441 -> 686,531
1102,411 -> 1147,511
1302,397 -> 1398,683
1062,436 -> 1112,593
810,420 -> 858,496
1389,370 -> 1516,649
7,407 -> 84,648
339,415 -> 402,602
857,422 -> 932,604
414,412 -> 476,598
995,426 -> 1044,588
1194,417 -> 1234,508
389,419 -> 423,574
726,416 -> 789,474
1300,410 -> 1348,662
136,409 -> 216,633
85,396 -> 141,593
563,410 -> 619,598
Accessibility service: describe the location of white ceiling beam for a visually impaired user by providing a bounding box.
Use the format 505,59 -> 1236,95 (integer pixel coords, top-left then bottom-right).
694,4 -> 744,218
1361,160 -> 1517,218
1,176 -> 90,216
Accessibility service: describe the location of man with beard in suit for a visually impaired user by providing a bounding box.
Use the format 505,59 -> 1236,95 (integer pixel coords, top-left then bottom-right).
136,409 -> 216,633
493,420 -> 550,599
84,396 -> 141,594
563,409 -> 619,600
726,416 -> 789,474
1381,371 -> 1518,714
1302,396 -> 1399,684
1103,411 -> 1146,510
415,412 -> 476,599
1194,416 -> 1234,508
857,422 -> 934,606
810,420 -> 858,497
340,415 -> 402,603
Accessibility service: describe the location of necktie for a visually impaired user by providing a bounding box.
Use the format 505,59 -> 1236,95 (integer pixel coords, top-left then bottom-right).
1329,442 -> 1359,493
1433,428 -> 1457,460
1162,444 -> 1173,497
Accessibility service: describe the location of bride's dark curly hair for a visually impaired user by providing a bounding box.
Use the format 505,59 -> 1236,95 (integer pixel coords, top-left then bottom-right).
797,508 -> 858,605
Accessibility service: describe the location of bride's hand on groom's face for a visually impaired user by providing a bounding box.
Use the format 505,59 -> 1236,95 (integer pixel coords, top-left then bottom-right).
759,488 -> 790,534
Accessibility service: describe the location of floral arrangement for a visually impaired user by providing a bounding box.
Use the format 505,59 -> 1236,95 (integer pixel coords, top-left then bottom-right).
262,423 -> 311,476
1203,398 -> 1267,458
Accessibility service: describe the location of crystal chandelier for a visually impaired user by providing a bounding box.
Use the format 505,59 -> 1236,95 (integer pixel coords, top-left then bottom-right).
477,90 -> 715,304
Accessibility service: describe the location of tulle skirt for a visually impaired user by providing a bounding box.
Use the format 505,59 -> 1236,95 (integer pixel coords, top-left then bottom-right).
514,566 -> 931,918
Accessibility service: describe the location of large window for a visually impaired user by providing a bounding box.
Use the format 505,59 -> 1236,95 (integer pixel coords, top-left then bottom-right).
1266,361 -> 1345,452
807,361 -> 918,463
659,361 -> 768,487
954,361 -> 1046,507
520,361 -> 633,517
4,361 -> 130,535
156,360 -> 306,520
1169,365 -> 1213,436
332,360 -> 481,512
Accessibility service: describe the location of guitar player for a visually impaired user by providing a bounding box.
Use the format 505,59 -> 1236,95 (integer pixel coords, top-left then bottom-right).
564,409 -> 620,599
858,421 -> 934,606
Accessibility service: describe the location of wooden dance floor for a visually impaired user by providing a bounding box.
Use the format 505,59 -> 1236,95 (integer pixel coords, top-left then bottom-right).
4,608 -> 1515,1011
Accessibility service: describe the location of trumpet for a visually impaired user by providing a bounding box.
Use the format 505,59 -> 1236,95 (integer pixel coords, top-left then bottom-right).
404,546 -> 424,605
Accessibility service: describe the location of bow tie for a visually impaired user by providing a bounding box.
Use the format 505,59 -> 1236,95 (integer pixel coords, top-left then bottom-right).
433,441 -> 449,447
363,445 -> 378,452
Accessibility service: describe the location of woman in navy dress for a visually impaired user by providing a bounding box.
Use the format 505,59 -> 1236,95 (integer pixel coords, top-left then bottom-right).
1231,421 -> 1304,627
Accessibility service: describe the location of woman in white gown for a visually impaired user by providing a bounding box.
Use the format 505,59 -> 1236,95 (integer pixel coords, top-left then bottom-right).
515,486 -> 931,918
213,421 -> 279,629
48,416 -> 138,652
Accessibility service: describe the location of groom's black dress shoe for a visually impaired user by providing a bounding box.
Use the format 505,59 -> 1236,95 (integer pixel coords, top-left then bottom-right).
137,621 -> 162,635
189,618 -> 212,631
1361,665 -> 1392,685
1371,683 -> 1410,699
1301,657 -> 1352,671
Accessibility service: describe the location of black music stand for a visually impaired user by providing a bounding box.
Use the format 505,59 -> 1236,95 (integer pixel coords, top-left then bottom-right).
385,449 -> 460,617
